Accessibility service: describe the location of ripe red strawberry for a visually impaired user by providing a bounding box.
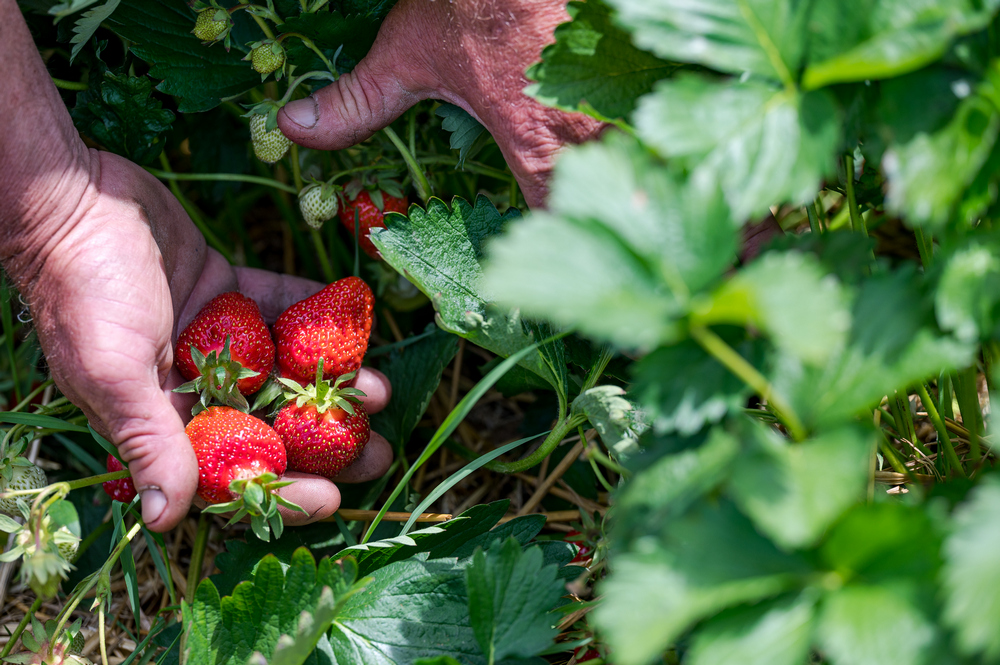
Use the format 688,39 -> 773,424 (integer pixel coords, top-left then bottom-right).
175,292 -> 275,413
185,406 -> 303,540
102,454 -> 136,504
565,529 -> 594,565
338,182 -> 408,259
273,276 -> 374,385
274,365 -> 370,478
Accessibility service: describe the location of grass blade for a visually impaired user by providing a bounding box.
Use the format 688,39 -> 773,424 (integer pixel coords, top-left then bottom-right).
400,432 -> 546,535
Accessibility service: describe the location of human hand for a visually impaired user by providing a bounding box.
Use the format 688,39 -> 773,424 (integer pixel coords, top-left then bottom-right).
181,253 -> 394,526
277,0 -> 605,208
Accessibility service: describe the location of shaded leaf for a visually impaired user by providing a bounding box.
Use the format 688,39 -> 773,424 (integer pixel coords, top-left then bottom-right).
466,539 -> 563,662
525,0 -> 676,121
71,70 -> 174,165
106,0 -> 261,112
435,104 -> 490,168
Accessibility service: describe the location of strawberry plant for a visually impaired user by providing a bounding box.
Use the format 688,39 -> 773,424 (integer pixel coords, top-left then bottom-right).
5,0 -> 1000,663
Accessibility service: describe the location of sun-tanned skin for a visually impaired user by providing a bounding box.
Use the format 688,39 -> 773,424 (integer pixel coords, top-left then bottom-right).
278,0 -> 606,209
0,0 -> 776,532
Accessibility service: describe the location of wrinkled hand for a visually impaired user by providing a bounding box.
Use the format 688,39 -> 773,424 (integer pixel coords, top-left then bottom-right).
278,0 -> 605,208
8,150 -> 392,531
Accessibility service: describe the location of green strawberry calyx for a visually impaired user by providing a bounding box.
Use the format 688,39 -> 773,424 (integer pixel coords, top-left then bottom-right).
173,336 -> 259,415
343,172 -> 405,212
277,359 -> 367,415
203,472 -> 305,542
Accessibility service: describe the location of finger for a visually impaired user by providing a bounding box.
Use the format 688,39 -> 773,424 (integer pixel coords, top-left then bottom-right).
354,367 -> 391,414
277,12 -> 426,150
275,472 -> 341,524
234,267 -> 325,324
83,382 -> 198,531
329,432 -> 393,484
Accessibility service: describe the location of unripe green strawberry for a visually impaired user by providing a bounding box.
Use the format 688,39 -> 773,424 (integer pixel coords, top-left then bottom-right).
192,8 -> 232,42
56,526 -> 79,563
299,183 -> 339,229
0,462 -> 46,517
249,40 -> 285,76
250,114 -> 292,164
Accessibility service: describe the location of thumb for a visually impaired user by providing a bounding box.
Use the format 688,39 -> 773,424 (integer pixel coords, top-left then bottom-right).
277,38 -> 425,150
95,385 -> 198,531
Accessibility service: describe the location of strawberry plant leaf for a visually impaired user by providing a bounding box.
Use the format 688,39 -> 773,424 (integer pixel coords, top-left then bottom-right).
326,557 -> 484,664
370,326 -> 460,454
105,0 -> 261,112
485,133 -> 734,351
816,582 -> 938,665
371,196 -> 563,387
435,104 -> 490,168
68,0 -> 120,63
605,0 -> 810,82
803,0 -> 999,90
775,266 -> 973,428
612,427 -> 739,543
341,501 -> 509,576
465,538 -> 563,662
632,332 -> 761,436
636,77 -> 840,220
570,385 -> 642,459
696,251 -> 851,366
942,474 -> 1000,660
71,70 -> 175,166
687,593 -> 817,665
525,0 -> 676,121
594,500 -> 810,665
450,514 -> 548,559
821,502 -> 943,583
727,425 -> 874,550
883,68 -> 1000,229
183,548 -> 360,665
935,239 -> 1000,343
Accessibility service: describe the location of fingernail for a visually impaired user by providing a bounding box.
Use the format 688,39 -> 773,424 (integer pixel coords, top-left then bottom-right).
141,489 -> 167,524
284,97 -> 318,129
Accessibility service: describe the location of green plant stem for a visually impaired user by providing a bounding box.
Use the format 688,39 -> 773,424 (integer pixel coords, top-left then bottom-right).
953,367 -> 983,462
279,33 -> 336,74
240,1 -> 276,39
806,202 -> 821,234
877,430 -> 915,482
66,470 -> 130,491
51,76 -> 87,91
10,379 -> 54,412
484,413 -> 587,474
278,70 -> 336,105
690,324 -> 806,440
915,227 -> 934,268
382,126 -> 431,202
843,154 -> 868,236
583,427 -> 616,493
587,443 -> 629,478
186,512 -> 210,605
416,154 -> 511,181
0,596 -> 42,658
144,168 -> 297,193
916,383 -> 966,478
54,522 -> 142,645
157,154 -> 233,262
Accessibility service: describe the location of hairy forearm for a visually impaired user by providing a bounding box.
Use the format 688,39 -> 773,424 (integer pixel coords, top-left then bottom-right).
0,0 -> 95,290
